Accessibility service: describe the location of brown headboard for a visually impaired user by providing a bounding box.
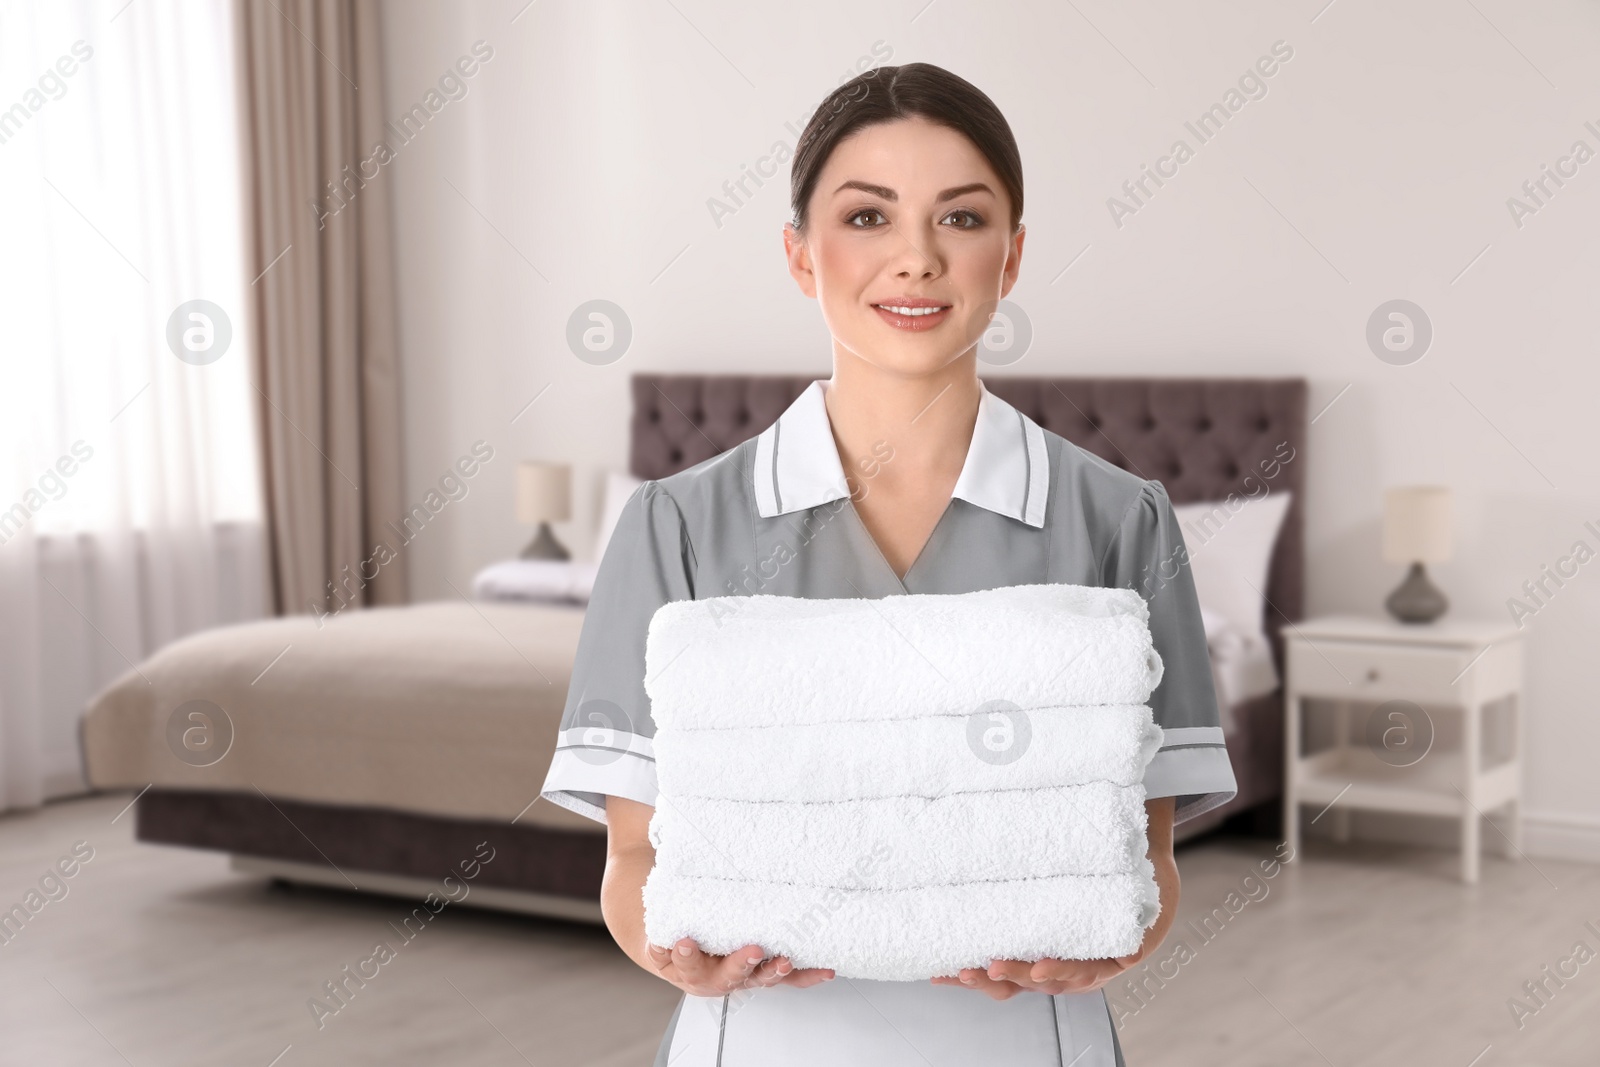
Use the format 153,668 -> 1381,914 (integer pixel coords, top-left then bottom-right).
630,374 -> 1306,677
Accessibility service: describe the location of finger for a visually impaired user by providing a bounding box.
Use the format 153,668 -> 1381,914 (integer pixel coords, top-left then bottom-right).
1052,959 -> 1121,994
959,967 -> 1018,998
1028,957 -> 1095,984
668,937 -> 717,980
646,942 -> 676,973
974,968 -> 1023,1000
749,955 -> 794,986
985,959 -> 1039,986
960,966 -> 994,985
717,945 -> 768,987
778,967 -> 836,988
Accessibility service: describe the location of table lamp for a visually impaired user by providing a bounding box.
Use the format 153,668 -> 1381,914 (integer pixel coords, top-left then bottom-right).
516,461 -> 571,560
1381,485 -> 1451,623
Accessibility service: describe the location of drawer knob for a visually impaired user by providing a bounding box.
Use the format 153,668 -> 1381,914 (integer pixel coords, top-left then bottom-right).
1365,667 -> 1380,682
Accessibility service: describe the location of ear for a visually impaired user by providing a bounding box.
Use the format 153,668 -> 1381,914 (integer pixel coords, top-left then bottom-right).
783,222 -> 818,299
998,223 -> 1025,301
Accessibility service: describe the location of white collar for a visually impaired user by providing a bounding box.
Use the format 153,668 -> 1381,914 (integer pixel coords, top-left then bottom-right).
751,379 -> 1049,528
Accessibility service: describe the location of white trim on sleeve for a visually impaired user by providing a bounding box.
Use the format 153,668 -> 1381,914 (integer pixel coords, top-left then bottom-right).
1155,726 -> 1226,749
538,787 -> 608,826
1143,729 -> 1238,825
539,741 -> 659,827
555,726 -> 656,760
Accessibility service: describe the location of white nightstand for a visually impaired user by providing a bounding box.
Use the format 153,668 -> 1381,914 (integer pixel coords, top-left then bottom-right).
1283,614 -> 1525,883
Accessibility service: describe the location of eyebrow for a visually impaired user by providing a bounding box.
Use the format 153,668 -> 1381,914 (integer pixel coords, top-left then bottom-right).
832,180 -> 995,203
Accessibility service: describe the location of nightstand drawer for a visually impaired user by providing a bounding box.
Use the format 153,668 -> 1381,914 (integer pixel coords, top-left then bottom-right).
1287,639 -> 1474,702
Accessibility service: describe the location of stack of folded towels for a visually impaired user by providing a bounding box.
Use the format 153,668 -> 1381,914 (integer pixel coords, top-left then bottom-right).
640,582 -> 1167,982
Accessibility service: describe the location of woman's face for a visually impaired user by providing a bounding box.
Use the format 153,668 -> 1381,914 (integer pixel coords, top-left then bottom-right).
784,115 -> 1024,378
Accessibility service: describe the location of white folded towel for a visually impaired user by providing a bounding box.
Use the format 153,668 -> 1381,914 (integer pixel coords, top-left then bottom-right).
653,704 -> 1163,802
641,582 -> 1167,981
648,781 -> 1150,887
642,857 -> 1161,981
644,582 -> 1163,730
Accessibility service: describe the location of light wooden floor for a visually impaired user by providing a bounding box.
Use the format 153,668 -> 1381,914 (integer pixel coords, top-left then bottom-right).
2,792 -> 1595,1066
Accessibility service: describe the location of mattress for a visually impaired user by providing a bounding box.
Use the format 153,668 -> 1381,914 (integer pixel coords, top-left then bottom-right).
79,600 -> 597,833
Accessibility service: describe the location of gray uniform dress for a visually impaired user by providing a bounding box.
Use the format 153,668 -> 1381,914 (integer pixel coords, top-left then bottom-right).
540,378 -> 1238,1067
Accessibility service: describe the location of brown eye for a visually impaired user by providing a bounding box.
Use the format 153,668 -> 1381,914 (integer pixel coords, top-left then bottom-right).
847,208 -> 885,227
945,209 -> 983,228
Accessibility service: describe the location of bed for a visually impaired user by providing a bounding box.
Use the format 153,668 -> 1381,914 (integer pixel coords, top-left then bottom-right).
79,373 -> 1306,919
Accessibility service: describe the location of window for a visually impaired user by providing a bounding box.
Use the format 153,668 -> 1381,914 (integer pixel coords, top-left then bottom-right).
0,0 -> 262,542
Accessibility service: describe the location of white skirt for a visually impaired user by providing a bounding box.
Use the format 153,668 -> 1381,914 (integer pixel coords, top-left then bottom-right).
660,978 -> 1120,1066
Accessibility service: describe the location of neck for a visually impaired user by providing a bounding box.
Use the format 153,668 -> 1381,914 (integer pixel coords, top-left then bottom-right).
822,347 -> 981,497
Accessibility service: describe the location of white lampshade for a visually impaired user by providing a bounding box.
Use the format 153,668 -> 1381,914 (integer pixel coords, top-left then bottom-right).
516,461 -> 571,525
1382,486 -> 1451,564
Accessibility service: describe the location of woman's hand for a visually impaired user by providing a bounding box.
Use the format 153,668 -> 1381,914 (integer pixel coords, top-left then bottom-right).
930,951 -> 1141,999
932,798 -> 1180,1001
645,937 -> 836,996
607,800 -> 835,993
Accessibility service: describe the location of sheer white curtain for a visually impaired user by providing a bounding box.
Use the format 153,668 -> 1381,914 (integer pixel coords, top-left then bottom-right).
0,0 -> 267,812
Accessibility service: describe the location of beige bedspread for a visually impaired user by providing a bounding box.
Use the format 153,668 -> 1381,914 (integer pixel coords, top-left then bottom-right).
80,600 -> 600,833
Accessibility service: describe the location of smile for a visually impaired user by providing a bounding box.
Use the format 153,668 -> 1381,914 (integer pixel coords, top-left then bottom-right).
872,304 -> 952,331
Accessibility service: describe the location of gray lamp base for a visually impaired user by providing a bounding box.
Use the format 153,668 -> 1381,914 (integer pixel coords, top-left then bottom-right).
519,521 -> 570,561
1385,561 -> 1448,624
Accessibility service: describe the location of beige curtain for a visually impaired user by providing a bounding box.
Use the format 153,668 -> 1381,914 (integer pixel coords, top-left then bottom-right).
234,0 -> 407,616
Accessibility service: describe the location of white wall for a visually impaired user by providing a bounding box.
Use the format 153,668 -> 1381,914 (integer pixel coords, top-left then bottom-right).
377,0 -> 1600,858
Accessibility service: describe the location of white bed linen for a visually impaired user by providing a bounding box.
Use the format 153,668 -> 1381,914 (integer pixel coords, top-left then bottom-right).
80,601 -> 595,831
472,559 -> 598,603
1200,605 -> 1279,732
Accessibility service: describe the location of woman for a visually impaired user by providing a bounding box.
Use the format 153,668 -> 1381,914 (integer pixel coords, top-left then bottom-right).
539,62 -> 1237,1066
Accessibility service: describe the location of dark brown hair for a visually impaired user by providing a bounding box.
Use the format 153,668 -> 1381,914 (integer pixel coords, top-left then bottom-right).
788,62 -> 1024,237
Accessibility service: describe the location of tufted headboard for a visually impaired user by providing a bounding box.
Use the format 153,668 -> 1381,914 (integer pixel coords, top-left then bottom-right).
630,374 -> 1306,677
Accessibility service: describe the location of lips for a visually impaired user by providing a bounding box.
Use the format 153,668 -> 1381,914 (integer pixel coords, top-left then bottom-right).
872,301 -> 952,332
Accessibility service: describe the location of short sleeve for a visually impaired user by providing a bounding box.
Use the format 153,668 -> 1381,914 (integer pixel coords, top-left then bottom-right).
1101,480 -> 1238,826
538,481 -> 696,826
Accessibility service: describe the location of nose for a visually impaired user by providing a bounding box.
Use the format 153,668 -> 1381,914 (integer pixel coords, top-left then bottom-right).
886,221 -> 942,280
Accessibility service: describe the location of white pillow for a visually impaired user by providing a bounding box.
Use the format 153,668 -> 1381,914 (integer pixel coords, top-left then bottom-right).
472,559 -> 598,603
1198,604 -> 1247,659
594,470 -> 644,561
1170,491 -> 1292,643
